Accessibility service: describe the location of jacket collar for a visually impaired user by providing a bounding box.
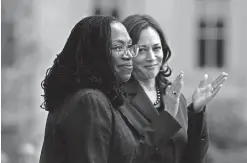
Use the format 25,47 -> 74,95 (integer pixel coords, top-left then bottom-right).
124,78 -> 160,123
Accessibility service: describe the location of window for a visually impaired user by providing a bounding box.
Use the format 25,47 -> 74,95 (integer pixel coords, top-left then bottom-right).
197,18 -> 225,68
2,22 -> 16,67
93,0 -> 120,19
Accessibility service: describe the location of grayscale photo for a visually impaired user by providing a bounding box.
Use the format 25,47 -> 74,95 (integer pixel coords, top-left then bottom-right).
2,0 -> 247,163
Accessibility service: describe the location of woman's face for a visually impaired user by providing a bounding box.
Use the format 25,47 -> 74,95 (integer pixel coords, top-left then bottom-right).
110,22 -> 133,83
132,26 -> 163,82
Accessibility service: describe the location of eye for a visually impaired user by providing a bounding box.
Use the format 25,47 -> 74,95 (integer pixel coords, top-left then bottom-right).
139,48 -> 147,52
127,44 -> 133,49
112,45 -> 124,51
153,46 -> 162,51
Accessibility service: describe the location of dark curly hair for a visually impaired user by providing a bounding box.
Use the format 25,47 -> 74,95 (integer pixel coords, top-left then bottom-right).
122,14 -> 172,88
41,15 -> 125,112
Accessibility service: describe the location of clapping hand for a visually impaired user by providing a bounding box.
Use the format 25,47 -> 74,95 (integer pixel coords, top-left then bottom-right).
163,71 -> 184,117
192,72 -> 228,112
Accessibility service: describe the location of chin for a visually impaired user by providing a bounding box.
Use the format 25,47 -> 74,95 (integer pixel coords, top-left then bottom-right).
119,74 -> 131,83
146,72 -> 159,79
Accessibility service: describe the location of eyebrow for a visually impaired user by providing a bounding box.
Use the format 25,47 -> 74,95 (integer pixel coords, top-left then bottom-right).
112,39 -> 132,45
139,43 -> 161,47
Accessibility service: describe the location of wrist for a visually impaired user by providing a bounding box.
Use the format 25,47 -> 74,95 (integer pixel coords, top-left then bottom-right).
189,103 -> 206,114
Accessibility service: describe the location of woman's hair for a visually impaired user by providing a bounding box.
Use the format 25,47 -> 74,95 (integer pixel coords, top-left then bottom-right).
122,14 -> 172,87
41,15 -> 125,112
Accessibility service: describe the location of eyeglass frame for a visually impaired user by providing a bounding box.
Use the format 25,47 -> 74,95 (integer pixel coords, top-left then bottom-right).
110,44 -> 140,57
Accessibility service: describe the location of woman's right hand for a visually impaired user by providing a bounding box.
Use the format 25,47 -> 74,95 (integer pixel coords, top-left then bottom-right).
162,71 -> 184,118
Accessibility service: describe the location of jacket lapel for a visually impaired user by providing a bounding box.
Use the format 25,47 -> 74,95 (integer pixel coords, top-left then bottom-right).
116,79 -> 161,137
124,79 -> 160,123
118,101 -> 147,137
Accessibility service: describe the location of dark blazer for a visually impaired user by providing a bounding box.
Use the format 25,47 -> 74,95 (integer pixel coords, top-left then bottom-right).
39,88 -> 184,163
124,79 -> 209,163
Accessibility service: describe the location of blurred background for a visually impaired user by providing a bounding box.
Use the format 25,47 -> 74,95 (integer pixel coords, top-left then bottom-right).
1,0 -> 247,162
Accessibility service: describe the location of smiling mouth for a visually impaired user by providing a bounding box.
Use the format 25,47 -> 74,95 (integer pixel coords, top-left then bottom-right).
144,64 -> 158,68
118,64 -> 133,70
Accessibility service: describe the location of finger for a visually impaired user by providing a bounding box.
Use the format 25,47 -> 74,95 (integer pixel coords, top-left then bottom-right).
211,84 -> 222,98
212,77 -> 227,90
171,81 -> 183,96
168,84 -> 179,98
168,72 -> 182,94
172,73 -> 184,96
172,82 -> 184,100
212,74 -> 227,88
212,72 -> 228,88
176,74 -> 184,91
204,84 -> 213,92
166,85 -> 172,94
177,80 -> 184,95
172,71 -> 184,85
198,74 -> 208,88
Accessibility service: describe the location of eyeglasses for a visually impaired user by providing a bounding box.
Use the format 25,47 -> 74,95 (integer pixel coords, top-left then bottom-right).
110,44 -> 140,57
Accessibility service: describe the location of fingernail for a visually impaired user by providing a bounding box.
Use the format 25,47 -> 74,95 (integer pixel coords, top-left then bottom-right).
180,71 -> 184,77
223,72 -> 228,76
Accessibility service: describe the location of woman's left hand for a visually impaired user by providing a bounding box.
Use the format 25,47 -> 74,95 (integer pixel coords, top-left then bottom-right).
192,72 -> 228,112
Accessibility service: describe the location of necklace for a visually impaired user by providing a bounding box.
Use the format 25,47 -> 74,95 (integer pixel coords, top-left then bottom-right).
153,86 -> 161,105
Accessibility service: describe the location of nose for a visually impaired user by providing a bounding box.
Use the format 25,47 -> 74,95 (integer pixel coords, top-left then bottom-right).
146,50 -> 156,61
122,49 -> 133,60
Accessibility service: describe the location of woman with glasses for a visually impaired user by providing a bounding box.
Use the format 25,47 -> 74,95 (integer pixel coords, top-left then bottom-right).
39,15 -> 181,163
122,14 -> 228,163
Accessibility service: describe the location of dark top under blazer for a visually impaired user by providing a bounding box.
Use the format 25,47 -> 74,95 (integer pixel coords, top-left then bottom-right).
39,88 -> 185,163
123,79 -> 209,163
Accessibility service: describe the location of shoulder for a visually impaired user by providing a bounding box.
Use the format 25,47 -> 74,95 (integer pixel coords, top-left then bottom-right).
58,89 -> 113,124
124,78 -> 139,93
58,89 -> 114,137
75,88 -> 112,108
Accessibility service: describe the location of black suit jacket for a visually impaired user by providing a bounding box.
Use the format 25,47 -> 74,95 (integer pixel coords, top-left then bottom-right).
124,79 -> 209,163
39,88 -> 185,163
